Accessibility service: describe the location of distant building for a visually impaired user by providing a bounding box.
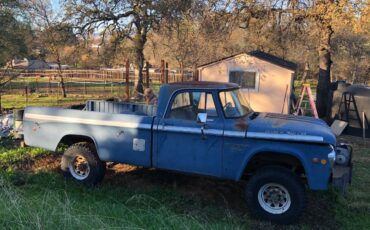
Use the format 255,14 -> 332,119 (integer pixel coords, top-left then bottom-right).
48,63 -> 70,70
197,51 -> 297,114
11,58 -> 50,69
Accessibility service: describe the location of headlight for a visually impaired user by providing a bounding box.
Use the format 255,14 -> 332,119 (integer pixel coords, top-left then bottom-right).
328,145 -> 336,167
335,144 -> 351,166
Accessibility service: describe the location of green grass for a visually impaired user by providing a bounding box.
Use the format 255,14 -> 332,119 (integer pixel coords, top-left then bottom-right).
0,94 -> 102,109
1,81 -> 162,109
333,137 -> 370,229
0,137 -> 369,229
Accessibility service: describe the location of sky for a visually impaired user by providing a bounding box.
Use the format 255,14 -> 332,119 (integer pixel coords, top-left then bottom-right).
51,0 -> 62,12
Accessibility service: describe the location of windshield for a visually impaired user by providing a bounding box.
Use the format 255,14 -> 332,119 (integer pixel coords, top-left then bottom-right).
219,89 -> 253,118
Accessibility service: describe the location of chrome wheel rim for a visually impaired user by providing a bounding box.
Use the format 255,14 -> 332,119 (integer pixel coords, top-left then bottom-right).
257,183 -> 291,214
69,155 -> 90,180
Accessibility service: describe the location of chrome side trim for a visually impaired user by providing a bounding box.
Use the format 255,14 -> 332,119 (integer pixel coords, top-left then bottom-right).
24,113 -> 152,130
224,130 -> 246,138
205,129 -> 224,136
246,132 -> 324,143
158,125 -> 223,136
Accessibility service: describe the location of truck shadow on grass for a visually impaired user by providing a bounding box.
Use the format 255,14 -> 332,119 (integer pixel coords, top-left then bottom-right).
104,164 -> 338,229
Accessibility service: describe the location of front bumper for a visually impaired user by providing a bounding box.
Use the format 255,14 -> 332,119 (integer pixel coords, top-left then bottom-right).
331,144 -> 353,194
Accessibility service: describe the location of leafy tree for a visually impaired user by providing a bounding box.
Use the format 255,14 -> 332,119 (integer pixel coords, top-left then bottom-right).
234,0 -> 360,118
0,0 -> 32,67
0,0 -> 33,110
332,29 -> 370,83
23,0 -> 78,98
63,0 -> 191,93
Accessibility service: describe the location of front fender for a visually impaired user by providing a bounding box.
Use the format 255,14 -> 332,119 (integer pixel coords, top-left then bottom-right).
232,141 -> 332,190
236,145 -> 309,180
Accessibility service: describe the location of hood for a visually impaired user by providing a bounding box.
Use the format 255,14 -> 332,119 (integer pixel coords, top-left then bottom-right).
247,113 -> 336,145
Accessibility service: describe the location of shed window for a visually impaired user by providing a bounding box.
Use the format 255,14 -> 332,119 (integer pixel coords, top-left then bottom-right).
229,71 -> 258,90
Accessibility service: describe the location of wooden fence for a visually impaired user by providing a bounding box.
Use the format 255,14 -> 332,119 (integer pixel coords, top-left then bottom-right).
0,68 -> 197,99
0,68 -> 195,82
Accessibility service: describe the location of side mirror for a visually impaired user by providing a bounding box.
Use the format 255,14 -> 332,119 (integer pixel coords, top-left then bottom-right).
197,113 -> 207,124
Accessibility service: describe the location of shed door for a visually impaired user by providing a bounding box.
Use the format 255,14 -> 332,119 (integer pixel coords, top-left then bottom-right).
155,90 -> 223,176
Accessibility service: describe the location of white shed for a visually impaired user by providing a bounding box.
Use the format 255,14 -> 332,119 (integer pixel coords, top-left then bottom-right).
197,51 -> 297,114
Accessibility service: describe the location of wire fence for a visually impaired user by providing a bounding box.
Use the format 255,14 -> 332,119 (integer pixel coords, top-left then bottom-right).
1,69 -> 196,94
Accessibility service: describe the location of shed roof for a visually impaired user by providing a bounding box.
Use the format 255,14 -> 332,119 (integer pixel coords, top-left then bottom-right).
167,81 -> 238,89
197,50 -> 297,71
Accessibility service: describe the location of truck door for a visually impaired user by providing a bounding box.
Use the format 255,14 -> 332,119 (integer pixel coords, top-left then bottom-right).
155,90 -> 224,176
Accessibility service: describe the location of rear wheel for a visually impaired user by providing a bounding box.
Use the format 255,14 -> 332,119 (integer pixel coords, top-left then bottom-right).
61,142 -> 106,185
245,167 -> 307,224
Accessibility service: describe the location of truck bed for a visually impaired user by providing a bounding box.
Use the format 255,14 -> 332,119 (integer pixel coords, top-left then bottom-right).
85,100 -> 157,117
24,102 -> 155,167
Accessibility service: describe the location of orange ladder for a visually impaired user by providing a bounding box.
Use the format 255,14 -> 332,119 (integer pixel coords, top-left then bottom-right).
293,84 -> 319,118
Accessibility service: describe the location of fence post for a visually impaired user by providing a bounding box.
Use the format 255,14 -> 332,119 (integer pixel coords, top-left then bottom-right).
161,59 -> 165,83
146,61 -> 150,88
35,77 -> 38,93
84,81 -> 87,97
193,67 -> 199,81
125,58 -> 130,100
180,63 -> 184,82
25,86 -> 28,106
48,77 -> 51,94
165,62 -> 169,84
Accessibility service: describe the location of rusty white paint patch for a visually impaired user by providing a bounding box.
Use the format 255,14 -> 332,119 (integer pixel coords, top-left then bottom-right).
133,138 -> 145,151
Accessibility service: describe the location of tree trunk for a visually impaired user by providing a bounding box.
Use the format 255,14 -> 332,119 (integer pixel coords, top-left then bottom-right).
133,31 -> 146,94
59,77 -> 66,98
134,50 -> 144,94
316,25 -> 333,118
301,61 -> 309,83
56,54 -> 67,98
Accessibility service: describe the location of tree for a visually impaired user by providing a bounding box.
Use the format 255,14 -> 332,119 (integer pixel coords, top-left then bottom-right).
22,0 -> 78,98
0,0 -> 32,67
332,29 -> 370,83
147,0 -> 238,74
0,0 -> 33,110
64,0 -> 191,93
234,0 -> 358,118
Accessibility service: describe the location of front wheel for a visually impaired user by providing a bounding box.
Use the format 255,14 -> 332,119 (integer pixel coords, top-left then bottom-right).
61,142 -> 106,185
245,167 -> 307,224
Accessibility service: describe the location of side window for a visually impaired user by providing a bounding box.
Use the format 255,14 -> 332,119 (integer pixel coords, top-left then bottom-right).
171,92 -> 191,109
197,93 -> 217,117
168,91 -> 218,120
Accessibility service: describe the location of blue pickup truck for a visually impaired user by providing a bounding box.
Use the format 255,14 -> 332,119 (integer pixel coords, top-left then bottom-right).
23,82 -> 352,224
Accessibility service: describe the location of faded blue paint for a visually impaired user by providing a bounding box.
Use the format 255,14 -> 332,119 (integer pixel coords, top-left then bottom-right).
24,106 -> 154,167
23,82 -> 337,191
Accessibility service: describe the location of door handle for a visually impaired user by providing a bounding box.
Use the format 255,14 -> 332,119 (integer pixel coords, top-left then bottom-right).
32,122 -> 41,132
117,130 -> 124,137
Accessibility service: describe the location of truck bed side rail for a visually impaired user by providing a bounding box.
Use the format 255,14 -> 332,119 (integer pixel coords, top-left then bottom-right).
85,100 -> 157,117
